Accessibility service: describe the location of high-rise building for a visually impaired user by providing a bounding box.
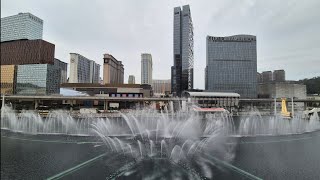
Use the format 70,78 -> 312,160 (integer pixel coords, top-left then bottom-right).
1,39 -> 55,65
0,65 -> 17,95
205,35 -> 257,98
128,75 -> 135,84
273,69 -> 285,82
54,58 -> 68,84
103,54 -> 124,84
16,64 -> 60,95
69,53 -> 100,83
90,61 -> 100,83
262,71 -> 273,82
152,79 -> 171,95
141,53 -> 153,85
171,5 -> 194,97
1,13 -> 43,42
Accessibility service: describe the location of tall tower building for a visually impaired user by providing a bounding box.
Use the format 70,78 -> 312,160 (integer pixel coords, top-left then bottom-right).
103,54 -> 124,84
205,35 -> 257,98
141,53 -> 153,85
171,5 -> 194,97
69,53 -> 100,83
128,75 -> 135,84
1,13 -> 43,42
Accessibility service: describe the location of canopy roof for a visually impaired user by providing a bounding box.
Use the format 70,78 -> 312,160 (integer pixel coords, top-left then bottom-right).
185,91 -> 240,98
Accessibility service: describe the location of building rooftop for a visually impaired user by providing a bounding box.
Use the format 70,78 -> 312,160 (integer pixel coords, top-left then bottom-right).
185,91 -> 240,98
61,83 -> 149,89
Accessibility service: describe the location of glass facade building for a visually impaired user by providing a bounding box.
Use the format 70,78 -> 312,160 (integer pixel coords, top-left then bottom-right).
1,13 -> 43,42
16,64 -> 60,95
205,35 -> 257,98
141,53 -> 153,85
54,58 -> 68,84
171,5 -> 194,97
152,79 -> 171,95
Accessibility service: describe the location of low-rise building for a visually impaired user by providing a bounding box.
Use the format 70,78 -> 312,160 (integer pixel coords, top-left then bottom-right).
258,82 -> 306,99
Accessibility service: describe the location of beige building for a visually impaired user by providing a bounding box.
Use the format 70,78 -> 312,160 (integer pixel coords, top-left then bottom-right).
103,54 -> 124,84
152,79 -> 171,96
1,65 -> 17,95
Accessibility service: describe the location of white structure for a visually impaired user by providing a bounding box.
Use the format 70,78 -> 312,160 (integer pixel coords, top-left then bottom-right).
69,53 -> 100,83
1,12 -> 43,42
183,91 -> 240,110
141,53 -> 153,85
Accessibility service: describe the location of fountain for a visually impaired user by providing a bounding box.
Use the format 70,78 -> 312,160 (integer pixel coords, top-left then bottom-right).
238,108 -> 320,136
1,104 -> 320,179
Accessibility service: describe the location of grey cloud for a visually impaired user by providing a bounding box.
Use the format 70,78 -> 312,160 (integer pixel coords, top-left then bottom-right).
1,0 -> 319,88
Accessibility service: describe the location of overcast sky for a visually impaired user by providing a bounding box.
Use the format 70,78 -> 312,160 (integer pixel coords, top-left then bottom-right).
2,0 -> 320,88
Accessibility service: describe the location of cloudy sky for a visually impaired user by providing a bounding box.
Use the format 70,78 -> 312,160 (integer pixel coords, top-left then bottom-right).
2,0 -> 320,88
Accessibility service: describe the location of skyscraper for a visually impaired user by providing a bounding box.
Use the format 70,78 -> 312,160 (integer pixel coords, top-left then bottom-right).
171,5 -> 194,97
128,75 -> 135,84
103,54 -> 124,84
205,35 -> 257,98
1,13 -> 43,42
69,53 -> 100,83
141,53 -> 153,85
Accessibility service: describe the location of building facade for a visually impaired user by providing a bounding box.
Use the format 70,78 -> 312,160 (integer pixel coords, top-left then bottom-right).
90,61 -> 100,83
258,82 -> 306,99
69,53 -> 100,83
273,69 -> 285,82
261,71 -> 273,82
16,64 -> 60,95
152,79 -> 171,95
103,54 -> 124,84
1,13 -> 43,42
141,53 -> 153,85
54,58 -> 68,84
205,35 -> 257,98
1,39 -> 55,65
128,75 -> 135,84
171,5 -> 194,97
0,65 -> 17,95
257,72 -> 262,83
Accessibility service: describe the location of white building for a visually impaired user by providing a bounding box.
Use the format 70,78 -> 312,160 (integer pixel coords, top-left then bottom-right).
141,53 -> 152,85
1,12 -> 43,42
69,53 -> 100,83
